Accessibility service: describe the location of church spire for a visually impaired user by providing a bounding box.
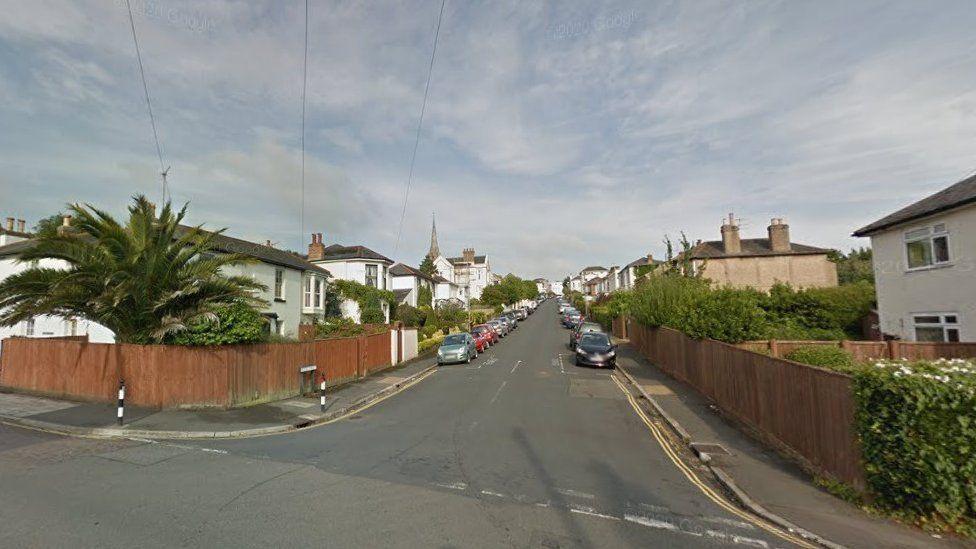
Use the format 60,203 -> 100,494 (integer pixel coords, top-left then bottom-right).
427,212 -> 440,259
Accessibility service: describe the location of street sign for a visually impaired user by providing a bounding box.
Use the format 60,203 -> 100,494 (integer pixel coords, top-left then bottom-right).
299,365 -> 316,373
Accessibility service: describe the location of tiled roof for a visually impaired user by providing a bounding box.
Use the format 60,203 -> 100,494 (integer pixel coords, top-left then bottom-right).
393,288 -> 412,303
0,239 -> 37,257
320,244 -> 393,263
448,255 -> 487,265
624,256 -> 664,269
853,173 -> 976,236
175,226 -> 331,275
432,274 -> 451,284
390,263 -> 436,282
581,266 -> 607,272
688,238 -> 831,259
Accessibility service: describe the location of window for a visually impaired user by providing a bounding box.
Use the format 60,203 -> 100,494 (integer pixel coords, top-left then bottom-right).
913,313 -> 960,342
314,278 -> 323,308
275,269 -> 285,300
25,318 -> 35,336
67,318 -> 78,336
303,277 -> 312,307
382,266 -> 388,290
905,224 -> 950,270
365,264 -> 378,288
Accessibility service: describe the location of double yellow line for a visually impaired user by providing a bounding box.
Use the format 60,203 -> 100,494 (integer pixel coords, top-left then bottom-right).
609,374 -> 818,549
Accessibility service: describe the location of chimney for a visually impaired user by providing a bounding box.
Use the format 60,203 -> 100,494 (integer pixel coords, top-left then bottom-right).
308,232 -> 326,261
463,248 -> 475,263
646,253 -> 654,263
57,215 -> 74,236
16,219 -> 25,233
4,217 -> 13,231
720,213 -> 741,254
768,218 -> 791,252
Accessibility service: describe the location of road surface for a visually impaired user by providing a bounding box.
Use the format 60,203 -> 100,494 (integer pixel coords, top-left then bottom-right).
0,300 -> 803,548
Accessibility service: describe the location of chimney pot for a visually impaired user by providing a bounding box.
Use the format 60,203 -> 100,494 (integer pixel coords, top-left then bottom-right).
4,217 -> 13,231
16,219 -> 25,233
721,213 -> 741,254
308,232 -> 326,261
768,218 -> 791,252
62,215 -> 72,227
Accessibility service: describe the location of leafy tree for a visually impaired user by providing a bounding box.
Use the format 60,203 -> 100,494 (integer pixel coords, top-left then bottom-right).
417,285 -> 433,308
0,196 -> 267,343
32,213 -> 66,238
419,255 -> 436,276
562,276 -> 570,294
661,232 -> 704,279
829,247 -> 874,285
167,301 -> 267,346
395,304 -> 423,327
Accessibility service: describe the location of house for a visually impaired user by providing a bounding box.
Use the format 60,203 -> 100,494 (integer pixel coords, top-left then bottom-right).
618,254 -> 662,290
307,234 -> 393,323
604,266 -> 620,293
585,276 -> 603,297
0,222 -> 332,343
579,266 -> 608,283
424,215 -> 493,305
0,217 -> 30,246
534,278 -> 551,294
569,275 -> 583,293
389,263 -> 436,308
685,215 -> 837,292
853,173 -> 976,341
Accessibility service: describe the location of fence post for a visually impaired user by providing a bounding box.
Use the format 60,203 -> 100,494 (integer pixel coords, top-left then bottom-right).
769,339 -> 779,358
887,339 -> 900,360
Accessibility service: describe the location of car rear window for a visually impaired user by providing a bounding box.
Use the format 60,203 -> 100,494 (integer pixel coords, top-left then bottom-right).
580,333 -> 609,346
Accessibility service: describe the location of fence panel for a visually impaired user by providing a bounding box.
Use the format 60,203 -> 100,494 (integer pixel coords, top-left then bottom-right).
314,337 -> 360,386
363,332 -> 392,375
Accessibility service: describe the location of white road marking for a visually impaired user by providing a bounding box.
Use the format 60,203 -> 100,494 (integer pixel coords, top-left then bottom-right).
706,530 -> 770,548
624,513 -> 679,531
481,489 -> 507,498
126,437 -> 228,455
570,507 -> 620,521
700,515 -> 757,530
556,488 -> 595,499
489,381 -> 507,405
435,482 -> 468,491
510,360 -> 522,374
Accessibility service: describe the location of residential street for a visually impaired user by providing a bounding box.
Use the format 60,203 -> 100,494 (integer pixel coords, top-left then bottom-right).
0,300 -> 800,548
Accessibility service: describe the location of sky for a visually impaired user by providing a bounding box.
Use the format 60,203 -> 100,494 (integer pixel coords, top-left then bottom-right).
1,1 -> 975,281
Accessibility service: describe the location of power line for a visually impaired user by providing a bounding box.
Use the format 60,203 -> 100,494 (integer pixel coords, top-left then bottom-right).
125,0 -> 169,204
299,0 -> 309,250
393,0 -> 446,259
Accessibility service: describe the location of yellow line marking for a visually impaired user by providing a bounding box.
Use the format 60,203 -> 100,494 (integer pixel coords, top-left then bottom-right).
609,374 -> 818,549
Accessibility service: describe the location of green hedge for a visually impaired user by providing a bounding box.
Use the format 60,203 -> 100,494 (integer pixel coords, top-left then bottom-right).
784,346 -> 857,373
853,359 -> 976,532
166,301 -> 267,346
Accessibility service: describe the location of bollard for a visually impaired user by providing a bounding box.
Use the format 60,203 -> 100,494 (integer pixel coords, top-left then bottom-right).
117,378 -> 125,426
320,377 -> 327,412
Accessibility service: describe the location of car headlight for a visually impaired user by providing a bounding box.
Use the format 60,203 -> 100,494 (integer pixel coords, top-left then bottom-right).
607,350 -> 616,357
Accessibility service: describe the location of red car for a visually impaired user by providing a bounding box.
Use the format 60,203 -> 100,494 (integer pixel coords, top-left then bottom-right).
471,324 -> 497,350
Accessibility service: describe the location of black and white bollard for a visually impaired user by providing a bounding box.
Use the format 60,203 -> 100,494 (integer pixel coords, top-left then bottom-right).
319,377 -> 327,412
117,378 -> 125,426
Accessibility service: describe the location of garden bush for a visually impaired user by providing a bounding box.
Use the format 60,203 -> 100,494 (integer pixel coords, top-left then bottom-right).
360,305 -> 385,324
784,345 -> 856,372
167,301 -> 267,346
853,359 -> 976,533
395,304 -> 423,327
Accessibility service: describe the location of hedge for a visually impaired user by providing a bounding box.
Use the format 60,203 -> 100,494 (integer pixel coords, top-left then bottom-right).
853,359 -> 976,532
784,346 -> 857,373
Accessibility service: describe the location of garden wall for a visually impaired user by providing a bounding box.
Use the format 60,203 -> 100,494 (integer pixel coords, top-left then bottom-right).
0,330 -> 407,409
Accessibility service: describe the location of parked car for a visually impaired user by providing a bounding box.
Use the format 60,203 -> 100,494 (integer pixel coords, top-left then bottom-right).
437,333 -> 479,365
561,309 -> 579,327
474,323 -> 500,344
515,308 -> 528,320
504,312 -> 519,329
471,325 -> 495,350
570,321 -> 604,350
563,311 -> 582,329
491,317 -> 511,336
574,332 -> 616,368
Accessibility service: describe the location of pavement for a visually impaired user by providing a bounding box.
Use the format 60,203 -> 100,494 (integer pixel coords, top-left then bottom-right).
0,355 -> 438,439
0,299 -> 815,548
613,342 -> 973,549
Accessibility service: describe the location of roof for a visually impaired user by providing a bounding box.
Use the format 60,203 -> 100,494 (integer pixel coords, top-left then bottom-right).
392,288 -> 412,303
688,238 -> 832,259
389,263 -> 436,282
853,173 -> 976,236
0,228 -> 31,239
0,227 -> 332,276
319,244 -> 393,263
432,274 -> 451,284
448,255 -> 487,265
624,256 -> 664,270
175,226 -> 331,275
581,266 -> 607,272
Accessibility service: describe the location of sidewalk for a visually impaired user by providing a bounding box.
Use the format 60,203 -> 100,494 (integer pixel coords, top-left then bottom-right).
0,355 -> 437,440
613,342 -> 971,549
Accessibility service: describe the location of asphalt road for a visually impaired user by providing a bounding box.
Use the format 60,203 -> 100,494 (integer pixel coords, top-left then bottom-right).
0,300 -> 799,548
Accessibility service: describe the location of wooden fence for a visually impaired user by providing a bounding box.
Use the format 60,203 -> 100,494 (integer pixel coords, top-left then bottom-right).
619,318 -> 866,488
0,330 -> 401,409
736,339 -> 976,362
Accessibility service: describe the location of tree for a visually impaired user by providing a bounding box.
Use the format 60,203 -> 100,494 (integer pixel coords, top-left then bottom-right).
419,255 -> 436,276
32,213 -> 66,238
417,285 -> 433,308
829,247 -> 874,285
562,277 -> 570,294
0,196 -> 267,343
662,232 -> 705,279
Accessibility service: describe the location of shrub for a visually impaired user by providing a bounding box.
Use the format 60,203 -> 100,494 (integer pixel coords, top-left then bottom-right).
418,332 -> 446,354
682,287 -> 769,343
417,285 -> 433,308
853,359 -> 976,532
395,304 -> 423,327
316,317 -> 371,338
785,345 -> 856,372
762,282 -> 875,338
167,301 -> 267,346
360,305 -> 385,324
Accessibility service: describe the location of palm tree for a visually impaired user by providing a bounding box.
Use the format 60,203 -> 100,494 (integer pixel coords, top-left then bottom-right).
0,195 -> 267,343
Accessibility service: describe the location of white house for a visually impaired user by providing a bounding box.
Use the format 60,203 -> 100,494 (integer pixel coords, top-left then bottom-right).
617,254 -> 661,290
854,173 -> 976,342
534,278 -> 551,294
308,235 -> 393,323
0,224 -> 332,344
423,216 -> 493,305
0,217 -> 30,246
389,263 -> 436,308
569,275 -> 583,293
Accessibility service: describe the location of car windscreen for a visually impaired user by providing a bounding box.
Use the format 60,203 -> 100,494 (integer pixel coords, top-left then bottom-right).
472,328 -> 486,335
443,335 -> 466,345
579,333 -> 610,347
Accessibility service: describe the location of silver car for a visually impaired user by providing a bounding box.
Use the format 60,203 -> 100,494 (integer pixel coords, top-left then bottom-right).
437,333 -> 478,365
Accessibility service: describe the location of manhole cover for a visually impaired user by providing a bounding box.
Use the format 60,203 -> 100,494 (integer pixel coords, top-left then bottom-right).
690,442 -> 731,456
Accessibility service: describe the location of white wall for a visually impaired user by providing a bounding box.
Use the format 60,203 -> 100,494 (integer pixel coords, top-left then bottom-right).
869,204 -> 976,341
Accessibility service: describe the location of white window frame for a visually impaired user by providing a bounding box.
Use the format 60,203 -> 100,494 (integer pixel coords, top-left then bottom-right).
274,268 -> 285,300
25,318 -> 35,337
365,264 -> 378,288
314,277 -> 323,308
903,223 -> 951,272
911,312 -> 961,342
303,276 -> 312,308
